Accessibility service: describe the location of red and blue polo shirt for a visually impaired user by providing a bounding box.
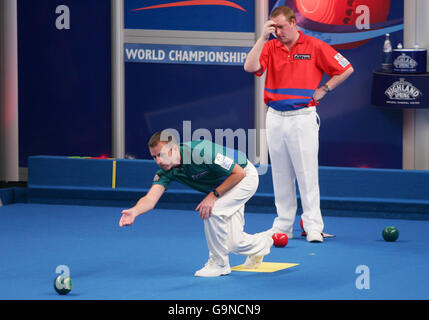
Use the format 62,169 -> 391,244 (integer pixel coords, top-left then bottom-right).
256,31 -> 353,111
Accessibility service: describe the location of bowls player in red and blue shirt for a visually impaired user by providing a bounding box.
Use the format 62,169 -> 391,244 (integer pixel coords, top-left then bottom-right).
244,6 -> 354,242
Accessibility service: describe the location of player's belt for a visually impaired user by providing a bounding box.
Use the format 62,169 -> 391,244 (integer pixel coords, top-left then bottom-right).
268,106 -> 316,117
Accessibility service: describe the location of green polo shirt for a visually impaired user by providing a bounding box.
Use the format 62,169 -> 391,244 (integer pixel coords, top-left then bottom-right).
152,140 -> 248,194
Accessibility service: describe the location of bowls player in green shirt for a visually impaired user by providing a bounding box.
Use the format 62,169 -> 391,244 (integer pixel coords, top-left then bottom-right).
119,131 -> 273,277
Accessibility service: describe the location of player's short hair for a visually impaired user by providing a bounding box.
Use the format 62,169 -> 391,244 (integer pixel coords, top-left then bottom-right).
148,130 -> 177,148
270,5 -> 296,22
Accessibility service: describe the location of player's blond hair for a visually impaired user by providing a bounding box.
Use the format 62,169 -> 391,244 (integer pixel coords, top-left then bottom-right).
148,130 -> 177,148
270,6 -> 296,22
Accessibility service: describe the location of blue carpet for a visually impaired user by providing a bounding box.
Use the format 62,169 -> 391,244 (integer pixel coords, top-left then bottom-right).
1,203 -> 428,300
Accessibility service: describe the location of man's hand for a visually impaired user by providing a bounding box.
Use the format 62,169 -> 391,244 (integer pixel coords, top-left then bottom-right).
195,193 -> 217,220
312,87 -> 327,103
244,21 -> 275,73
262,20 -> 276,41
119,208 -> 138,227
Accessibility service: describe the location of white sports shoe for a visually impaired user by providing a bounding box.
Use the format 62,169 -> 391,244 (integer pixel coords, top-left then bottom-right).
194,259 -> 231,277
306,230 -> 324,243
243,255 -> 264,269
243,235 -> 274,269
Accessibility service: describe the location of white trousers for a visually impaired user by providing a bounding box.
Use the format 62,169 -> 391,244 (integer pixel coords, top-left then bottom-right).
203,162 -> 269,267
266,107 -> 324,234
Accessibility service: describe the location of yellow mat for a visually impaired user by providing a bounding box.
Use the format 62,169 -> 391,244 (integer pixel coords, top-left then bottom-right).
231,262 -> 299,273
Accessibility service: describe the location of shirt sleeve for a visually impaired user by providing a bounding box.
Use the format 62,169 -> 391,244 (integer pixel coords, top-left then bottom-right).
151,169 -> 171,190
209,152 -> 237,176
206,144 -> 249,176
198,143 -> 237,176
316,41 -> 353,77
194,141 -> 247,177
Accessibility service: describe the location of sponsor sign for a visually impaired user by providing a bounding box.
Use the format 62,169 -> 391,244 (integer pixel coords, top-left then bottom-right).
371,72 -> 429,108
125,43 -> 250,66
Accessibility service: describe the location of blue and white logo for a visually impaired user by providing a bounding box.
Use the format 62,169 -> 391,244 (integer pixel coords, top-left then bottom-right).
393,53 -> 418,70
385,78 -> 422,100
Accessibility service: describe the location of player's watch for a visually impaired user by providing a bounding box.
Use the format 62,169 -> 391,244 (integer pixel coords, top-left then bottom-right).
322,84 -> 331,93
212,189 -> 220,198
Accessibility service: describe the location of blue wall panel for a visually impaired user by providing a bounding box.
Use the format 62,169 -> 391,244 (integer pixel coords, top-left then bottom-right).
17,0 -> 111,166
317,37 -> 403,169
124,0 -> 254,32
15,0 -> 404,170
124,63 -> 254,160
